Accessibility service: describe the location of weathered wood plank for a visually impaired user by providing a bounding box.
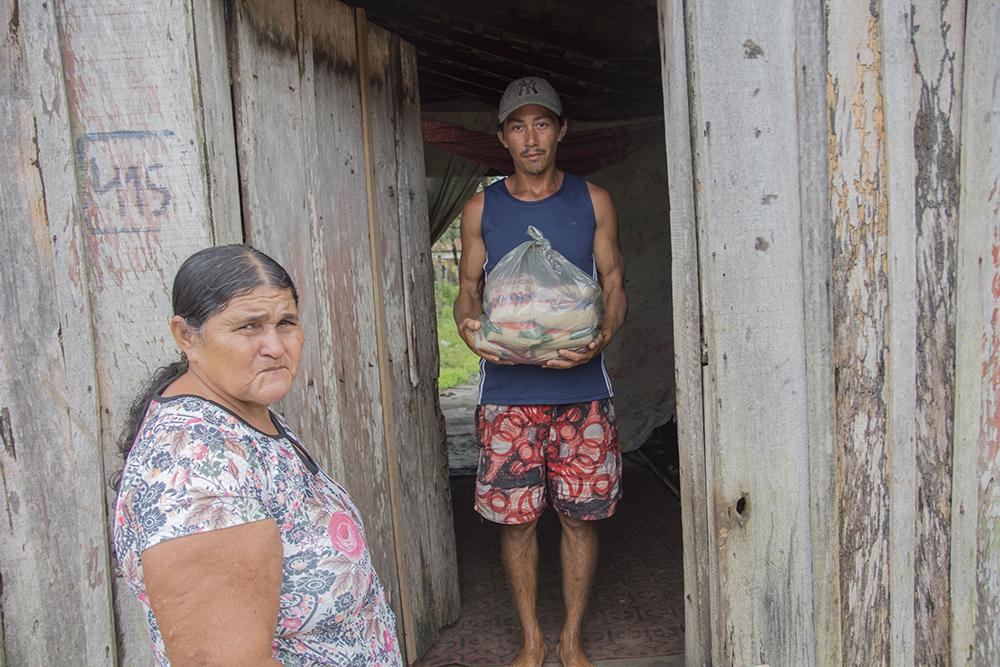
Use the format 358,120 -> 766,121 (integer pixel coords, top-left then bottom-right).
357,16 -> 418,658
793,2 -> 841,665
655,1 -> 711,664
951,1 -> 1000,664
303,0 -> 404,640
906,4 -> 964,664
825,2 -> 892,663
686,2 -> 816,664
1,1 -> 116,663
883,2 -> 965,665
392,37 -> 461,651
55,1 -> 221,662
191,0 -> 241,244
881,3 -> 919,664
227,0 -> 343,476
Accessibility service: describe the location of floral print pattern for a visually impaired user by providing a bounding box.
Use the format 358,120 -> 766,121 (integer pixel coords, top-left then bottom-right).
474,399 -> 622,524
113,395 -> 402,666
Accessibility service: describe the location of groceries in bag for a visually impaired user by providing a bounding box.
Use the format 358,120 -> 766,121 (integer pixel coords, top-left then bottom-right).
474,226 -> 603,364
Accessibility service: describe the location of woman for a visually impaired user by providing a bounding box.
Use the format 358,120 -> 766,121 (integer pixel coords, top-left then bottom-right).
113,245 -> 402,666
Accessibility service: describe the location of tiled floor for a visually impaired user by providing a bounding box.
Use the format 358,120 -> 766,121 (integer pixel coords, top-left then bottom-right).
414,456 -> 685,666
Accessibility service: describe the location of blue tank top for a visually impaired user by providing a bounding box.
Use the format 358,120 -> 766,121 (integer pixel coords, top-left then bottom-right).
478,173 -> 613,406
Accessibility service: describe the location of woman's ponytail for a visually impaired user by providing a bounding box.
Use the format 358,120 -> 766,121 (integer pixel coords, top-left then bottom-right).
110,358 -> 187,489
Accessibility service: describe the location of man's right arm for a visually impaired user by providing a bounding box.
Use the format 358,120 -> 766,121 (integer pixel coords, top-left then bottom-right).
453,193 -> 508,365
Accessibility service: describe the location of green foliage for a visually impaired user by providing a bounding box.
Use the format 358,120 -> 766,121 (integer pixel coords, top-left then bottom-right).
438,281 -> 459,306
436,282 -> 481,390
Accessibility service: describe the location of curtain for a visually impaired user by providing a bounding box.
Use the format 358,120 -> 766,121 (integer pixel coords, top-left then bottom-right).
425,144 -> 488,243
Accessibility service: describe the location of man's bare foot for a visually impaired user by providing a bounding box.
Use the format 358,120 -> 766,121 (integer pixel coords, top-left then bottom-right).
555,639 -> 594,667
511,637 -> 547,667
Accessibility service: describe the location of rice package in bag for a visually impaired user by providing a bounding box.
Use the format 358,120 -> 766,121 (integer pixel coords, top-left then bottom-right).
475,225 -> 603,364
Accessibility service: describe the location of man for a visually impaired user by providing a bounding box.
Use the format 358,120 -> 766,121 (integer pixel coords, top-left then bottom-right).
454,76 -> 627,667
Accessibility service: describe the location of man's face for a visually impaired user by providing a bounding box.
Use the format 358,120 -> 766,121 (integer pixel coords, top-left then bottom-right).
498,104 -> 567,176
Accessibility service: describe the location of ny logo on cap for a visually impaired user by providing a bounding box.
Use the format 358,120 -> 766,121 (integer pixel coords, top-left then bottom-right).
518,80 -> 539,96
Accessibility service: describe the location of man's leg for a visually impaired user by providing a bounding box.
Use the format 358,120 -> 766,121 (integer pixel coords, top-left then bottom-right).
548,399 -> 621,667
502,518 -> 547,667
555,513 -> 598,667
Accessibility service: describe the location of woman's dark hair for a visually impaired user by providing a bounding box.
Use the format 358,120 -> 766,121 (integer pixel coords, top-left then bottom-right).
112,245 -> 297,486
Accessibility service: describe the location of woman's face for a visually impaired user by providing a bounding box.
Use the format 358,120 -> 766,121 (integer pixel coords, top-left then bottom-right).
179,285 -> 304,410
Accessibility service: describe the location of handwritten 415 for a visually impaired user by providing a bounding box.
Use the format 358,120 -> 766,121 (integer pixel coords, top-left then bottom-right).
87,158 -> 171,218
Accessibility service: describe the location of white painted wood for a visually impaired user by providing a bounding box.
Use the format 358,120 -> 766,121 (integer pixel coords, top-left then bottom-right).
951,1 -> 1000,664
880,4 -> 919,665
190,0 -> 241,244
1,1 -> 116,663
793,1 -> 842,664
656,0 -> 711,664
54,1 -> 221,662
685,2 -> 816,664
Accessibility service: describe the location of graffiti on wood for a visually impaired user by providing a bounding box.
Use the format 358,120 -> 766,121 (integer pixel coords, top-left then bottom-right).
75,130 -> 175,234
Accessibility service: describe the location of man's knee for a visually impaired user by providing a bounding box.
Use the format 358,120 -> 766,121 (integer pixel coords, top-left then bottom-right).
503,517 -> 540,540
556,512 -> 596,535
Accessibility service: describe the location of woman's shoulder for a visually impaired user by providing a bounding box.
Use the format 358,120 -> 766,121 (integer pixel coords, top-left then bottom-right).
124,396 -> 268,477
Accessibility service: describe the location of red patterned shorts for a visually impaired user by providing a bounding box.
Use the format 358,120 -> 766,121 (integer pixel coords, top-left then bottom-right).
474,399 -> 622,524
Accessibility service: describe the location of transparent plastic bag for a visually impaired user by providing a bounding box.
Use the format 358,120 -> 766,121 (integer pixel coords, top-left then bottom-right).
475,225 -> 603,364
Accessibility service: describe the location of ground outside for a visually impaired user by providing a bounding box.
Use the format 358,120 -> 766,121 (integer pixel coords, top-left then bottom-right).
415,385 -> 685,667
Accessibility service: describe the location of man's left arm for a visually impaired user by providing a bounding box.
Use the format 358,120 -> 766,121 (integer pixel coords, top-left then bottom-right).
545,183 -> 627,369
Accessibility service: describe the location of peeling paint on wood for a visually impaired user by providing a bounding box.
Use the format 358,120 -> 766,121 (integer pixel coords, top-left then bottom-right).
908,3 -> 964,664
827,4 -> 891,664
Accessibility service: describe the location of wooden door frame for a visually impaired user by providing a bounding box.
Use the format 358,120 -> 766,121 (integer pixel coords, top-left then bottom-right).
656,1 -> 710,664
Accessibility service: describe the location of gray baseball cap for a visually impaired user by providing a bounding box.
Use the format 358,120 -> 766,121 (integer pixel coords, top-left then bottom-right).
498,76 -> 563,124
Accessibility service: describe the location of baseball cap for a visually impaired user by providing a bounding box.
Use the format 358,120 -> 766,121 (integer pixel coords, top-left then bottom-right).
498,76 -> 563,124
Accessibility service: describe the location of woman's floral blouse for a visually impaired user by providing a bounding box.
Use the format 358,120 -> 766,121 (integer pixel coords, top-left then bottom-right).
113,394 -> 402,666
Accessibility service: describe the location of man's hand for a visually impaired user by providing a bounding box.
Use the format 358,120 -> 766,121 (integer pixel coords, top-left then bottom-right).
544,183 -> 628,371
458,317 -> 515,365
544,328 -> 613,369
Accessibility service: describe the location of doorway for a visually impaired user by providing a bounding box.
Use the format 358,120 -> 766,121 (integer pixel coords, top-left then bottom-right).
342,0 -> 686,655
420,124 -> 685,665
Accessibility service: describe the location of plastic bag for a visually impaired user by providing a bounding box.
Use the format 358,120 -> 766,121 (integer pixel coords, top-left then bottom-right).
475,225 -> 603,364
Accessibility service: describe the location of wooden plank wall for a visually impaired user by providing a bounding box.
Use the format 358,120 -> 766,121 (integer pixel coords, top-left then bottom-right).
660,0 -> 995,665
227,1 -> 458,659
371,28 -> 461,653
827,2 -> 965,664
55,0 -> 240,663
793,3 -> 841,665
885,3 -> 965,665
683,2 -> 818,664
826,3 -> 894,663
0,1 -> 117,664
393,34 -> 461,653
951,1 -> 1000,664
2,0 -> 457,663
